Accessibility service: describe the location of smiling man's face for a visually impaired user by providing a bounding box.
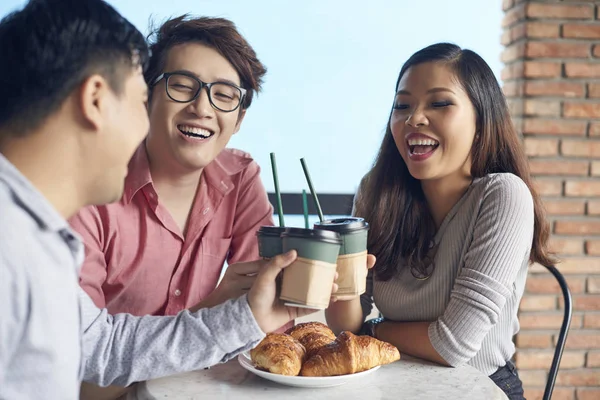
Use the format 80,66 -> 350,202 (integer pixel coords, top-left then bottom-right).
146,42 -> 245,173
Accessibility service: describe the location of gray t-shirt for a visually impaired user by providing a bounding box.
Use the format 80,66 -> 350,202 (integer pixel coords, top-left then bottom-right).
0,154 -> 265,399
361,173 -> 533,375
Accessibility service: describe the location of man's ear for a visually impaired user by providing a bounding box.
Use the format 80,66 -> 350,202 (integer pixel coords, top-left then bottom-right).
233,108 -> 246,135
79,74 -> 110,132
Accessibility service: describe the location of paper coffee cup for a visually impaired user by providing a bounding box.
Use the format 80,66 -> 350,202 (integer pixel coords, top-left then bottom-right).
256,226 -> 286,259
279,228 -> 342,309
314,218 -> 369,297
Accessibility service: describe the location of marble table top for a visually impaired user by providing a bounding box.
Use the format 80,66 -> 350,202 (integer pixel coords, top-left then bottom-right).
129,355 -> 508,400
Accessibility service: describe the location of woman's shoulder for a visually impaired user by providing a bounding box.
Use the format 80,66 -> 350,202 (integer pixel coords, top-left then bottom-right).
472,173 -> 533,210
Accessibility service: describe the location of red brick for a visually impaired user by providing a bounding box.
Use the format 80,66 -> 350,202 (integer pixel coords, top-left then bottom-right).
516,332 -> 553,348
524,138 -> 557,157
560,331 -> 600,349
526,42 -> 590,58
572,295 -> 600,311
526,3 -> 594,19
588,83 -> 600,98
502,81 -> 523,97
561,140 -> 600,157
524,62 -> 562,78
503,3 -> 526,28
527,22 -> 561,38
501,29 -> 512,46
515,350 -> 584,370
549,237 -> 584,254
526,275 -> 586,294
564,103 -> 600,118
584,314 -> 600,328
502,42 -> 526,63
594,44 -> 600,58
578,388 -> 600,400
588,351 -> 600,367
563,24 -> 600,39
565,63 -> 600,78
502,0 -> 514,12
525,81 -> 584,98
520,313 -> 582,329
544,200 -> 586,216
508,98 -> 524,116
565,181 -> 600,196
592,161 -> 600,176
530,160 -> 588,176
559,257 -> 600,274
533,178 -> 563,195
587,240 -> 600,256
554,220 -> 600,235
525,99 -> 560,116
590,122 -> 600,137
502,62 -> 525,80
523,388 -> 575,400
520,295 -> 557,311
589,277 -> 600,293
519,370 -> 547,386
556,368 -> 600,385
524,119 -> 587,136
590,201 -> 600,215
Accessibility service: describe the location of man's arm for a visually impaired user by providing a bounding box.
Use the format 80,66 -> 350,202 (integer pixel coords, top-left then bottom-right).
80,288 -> 265,387
81,251 -> 315,387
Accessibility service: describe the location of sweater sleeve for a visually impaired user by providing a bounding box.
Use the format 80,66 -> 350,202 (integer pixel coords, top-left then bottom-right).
428,174 -> 534,367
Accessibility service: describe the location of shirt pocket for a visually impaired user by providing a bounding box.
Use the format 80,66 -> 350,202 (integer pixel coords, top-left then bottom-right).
197,237 -> 233,291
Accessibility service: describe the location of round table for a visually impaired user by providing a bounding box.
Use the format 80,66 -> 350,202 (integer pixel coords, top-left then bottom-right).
130,355 -> 507,400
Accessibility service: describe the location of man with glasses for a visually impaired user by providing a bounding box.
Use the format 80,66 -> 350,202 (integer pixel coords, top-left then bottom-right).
71,15 -> 275,318
69,14 -> 282,399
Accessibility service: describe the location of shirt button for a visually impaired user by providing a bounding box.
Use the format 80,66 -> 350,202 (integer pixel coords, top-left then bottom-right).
202,208 -> 210,215
174,289 -> 182,297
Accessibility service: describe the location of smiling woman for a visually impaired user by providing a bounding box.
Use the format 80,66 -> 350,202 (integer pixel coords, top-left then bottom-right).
325,42 -> 556,400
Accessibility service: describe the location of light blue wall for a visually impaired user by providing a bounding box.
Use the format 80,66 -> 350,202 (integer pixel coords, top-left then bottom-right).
1,1 -> 503,198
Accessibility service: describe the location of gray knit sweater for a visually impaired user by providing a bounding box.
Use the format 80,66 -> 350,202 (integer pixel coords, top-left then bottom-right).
360,173 -> 533,375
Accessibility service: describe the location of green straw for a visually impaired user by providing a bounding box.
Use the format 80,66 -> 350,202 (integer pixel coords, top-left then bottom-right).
302,189 -> 309,229
270,152 -> 285,227
300,158 -> 324,222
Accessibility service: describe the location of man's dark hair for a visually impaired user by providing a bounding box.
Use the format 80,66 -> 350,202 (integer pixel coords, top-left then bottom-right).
0,0 -> 149,136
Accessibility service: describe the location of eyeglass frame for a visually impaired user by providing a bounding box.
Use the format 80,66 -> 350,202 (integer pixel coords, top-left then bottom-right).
151,71 -> 247,113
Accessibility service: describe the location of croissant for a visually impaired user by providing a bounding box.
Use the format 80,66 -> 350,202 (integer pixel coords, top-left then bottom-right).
300,331 -> 400,376
250,333 -> 306,376
285,321 -> 336,358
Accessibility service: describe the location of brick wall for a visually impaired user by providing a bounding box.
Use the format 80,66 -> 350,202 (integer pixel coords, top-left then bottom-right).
501,1 -> 600,399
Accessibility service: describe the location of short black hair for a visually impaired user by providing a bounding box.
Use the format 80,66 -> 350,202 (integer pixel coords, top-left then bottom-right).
0,0 -> 149,137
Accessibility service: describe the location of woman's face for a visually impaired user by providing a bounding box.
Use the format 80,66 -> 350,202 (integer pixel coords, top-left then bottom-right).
390,62 -> 477,184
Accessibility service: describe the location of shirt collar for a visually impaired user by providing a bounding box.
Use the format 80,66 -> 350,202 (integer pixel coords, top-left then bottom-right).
123,143 -> 253,203
0,152 -> 70,232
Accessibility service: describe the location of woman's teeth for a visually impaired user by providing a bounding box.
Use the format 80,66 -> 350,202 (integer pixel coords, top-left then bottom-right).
407,138 -> 439,155
178,125 -> 213,139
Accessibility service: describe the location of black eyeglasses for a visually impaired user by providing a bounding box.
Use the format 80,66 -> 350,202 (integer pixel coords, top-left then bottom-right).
152,72 -> 247,113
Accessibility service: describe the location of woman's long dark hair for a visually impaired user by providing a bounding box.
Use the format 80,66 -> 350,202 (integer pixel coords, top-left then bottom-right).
354,43 -> 556,281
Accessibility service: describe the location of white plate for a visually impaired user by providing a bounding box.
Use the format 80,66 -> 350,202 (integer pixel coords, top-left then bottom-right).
237,352 -> 380,388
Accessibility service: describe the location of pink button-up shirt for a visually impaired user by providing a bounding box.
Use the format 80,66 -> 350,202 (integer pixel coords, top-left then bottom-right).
69,144 -> 274,316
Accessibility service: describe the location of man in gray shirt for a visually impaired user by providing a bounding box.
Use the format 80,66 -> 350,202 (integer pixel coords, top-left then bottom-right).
0,1 -> 321,399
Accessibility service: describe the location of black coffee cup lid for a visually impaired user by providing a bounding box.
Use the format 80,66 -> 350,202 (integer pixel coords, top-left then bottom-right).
314,217 -> 369,233
256,226 -> 287,237
281,227 -> 342,244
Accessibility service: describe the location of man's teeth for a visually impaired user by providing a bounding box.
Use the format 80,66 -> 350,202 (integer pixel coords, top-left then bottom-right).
178,125 -> 212,138
407,138 -> 438,146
